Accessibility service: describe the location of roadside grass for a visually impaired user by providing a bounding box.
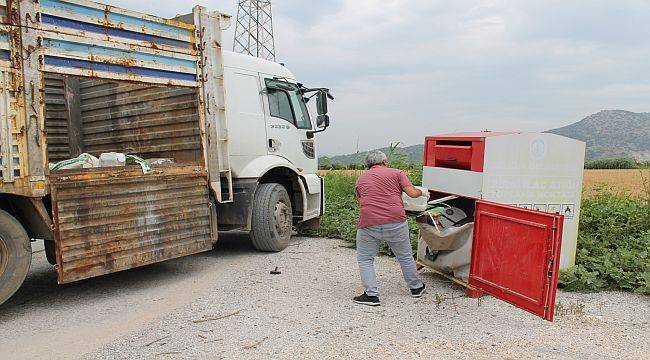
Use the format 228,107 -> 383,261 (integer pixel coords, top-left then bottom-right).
308,170 -> 420,255
308,170 -> 650,294
584,157 -> 649,169
559,188 -> 649,294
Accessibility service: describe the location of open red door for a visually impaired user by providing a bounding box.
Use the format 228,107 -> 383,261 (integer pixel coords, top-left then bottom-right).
469,201 -> 563,321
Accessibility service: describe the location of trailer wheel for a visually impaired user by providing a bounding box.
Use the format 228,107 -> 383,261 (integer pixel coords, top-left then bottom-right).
0,210 -> 31,306
250,183 -> 292,252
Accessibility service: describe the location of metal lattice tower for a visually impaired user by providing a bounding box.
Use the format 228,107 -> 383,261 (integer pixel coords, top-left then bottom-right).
233,0 -> 276,61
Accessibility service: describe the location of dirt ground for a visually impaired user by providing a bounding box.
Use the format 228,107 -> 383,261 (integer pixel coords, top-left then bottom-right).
0,235 -> 648,360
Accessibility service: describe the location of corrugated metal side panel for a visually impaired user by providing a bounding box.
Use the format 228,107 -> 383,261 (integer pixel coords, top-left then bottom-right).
44,74 -> 71,162
51,166 -> 213,284
79,79 -> 202,163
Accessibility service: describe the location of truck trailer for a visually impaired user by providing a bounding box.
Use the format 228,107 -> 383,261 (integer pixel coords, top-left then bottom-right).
0,0 -> 330,305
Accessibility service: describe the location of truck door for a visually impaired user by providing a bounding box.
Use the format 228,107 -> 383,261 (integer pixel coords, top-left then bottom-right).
469,201 -> 563,321
261,77 -> 316,174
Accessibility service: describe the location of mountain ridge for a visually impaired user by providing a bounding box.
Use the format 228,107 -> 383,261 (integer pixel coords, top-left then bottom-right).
321,110 -> 649,165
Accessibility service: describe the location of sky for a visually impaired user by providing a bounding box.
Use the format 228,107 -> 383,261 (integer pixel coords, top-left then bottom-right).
108,0 -> 650,156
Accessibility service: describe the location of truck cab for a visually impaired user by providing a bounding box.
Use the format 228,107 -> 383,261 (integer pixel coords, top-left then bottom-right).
216,52 -> 330,251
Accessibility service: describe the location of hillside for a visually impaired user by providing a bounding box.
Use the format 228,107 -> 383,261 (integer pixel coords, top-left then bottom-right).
547,110 -> 649,161
321,144 -> 424,166
322,110 -> 649,165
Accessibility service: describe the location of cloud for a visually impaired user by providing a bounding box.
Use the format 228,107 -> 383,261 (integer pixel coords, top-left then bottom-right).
106,0 -> 650,155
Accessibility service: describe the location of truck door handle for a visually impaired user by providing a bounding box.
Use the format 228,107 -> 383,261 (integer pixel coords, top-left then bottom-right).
268,139 -> 279,151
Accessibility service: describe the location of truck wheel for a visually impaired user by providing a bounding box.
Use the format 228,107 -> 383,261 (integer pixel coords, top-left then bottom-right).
0,210 -> 31,306
250,183 -> 292,252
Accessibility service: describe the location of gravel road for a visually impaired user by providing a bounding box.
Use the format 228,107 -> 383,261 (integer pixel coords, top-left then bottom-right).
0,235 -> 648,359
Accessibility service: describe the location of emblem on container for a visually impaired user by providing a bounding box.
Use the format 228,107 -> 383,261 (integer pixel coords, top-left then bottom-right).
530,138 -> 547,159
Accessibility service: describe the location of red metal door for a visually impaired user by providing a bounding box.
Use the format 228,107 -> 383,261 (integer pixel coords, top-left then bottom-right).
469,201 -> 563,321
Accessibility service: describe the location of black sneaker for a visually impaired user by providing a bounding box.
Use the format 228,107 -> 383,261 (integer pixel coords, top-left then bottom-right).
410,284 -> 426,298
353,293 -> 380,306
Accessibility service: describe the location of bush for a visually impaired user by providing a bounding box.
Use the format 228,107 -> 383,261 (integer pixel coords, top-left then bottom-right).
309,172 -> 359,242
559,190 -> 649,294
307,171 -> 422,255
584,158 -> 640,169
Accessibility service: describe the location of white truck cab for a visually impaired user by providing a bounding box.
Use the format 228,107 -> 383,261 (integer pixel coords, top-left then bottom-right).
217,52 -> 331,250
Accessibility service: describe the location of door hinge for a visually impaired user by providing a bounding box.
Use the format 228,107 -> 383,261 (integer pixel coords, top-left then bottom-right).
547,259 -> 554,278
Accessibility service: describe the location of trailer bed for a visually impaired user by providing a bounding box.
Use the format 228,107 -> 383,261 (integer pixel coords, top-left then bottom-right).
50,165 -> 214,283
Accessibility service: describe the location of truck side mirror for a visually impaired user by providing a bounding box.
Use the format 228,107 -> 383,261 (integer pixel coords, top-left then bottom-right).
316,91 -> 328,115
316,114 -> 330,129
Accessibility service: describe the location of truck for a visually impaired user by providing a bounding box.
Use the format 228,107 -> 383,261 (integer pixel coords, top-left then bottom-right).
0,0 -> 331,306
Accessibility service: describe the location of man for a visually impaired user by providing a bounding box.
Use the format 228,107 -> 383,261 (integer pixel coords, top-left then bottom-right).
353,151 -> 426,306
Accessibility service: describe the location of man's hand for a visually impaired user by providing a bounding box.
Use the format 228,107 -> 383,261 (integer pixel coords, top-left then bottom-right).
403,186 -> 424,198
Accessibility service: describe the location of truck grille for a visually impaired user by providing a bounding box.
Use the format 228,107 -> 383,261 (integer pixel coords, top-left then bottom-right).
301,141 -> 315,159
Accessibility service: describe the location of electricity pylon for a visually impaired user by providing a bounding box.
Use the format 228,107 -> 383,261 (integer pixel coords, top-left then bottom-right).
233,0 -> 276,61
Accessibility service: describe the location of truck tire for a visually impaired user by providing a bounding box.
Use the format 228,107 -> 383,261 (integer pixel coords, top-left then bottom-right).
250,183 -> 292,252
0,210 -> 31,306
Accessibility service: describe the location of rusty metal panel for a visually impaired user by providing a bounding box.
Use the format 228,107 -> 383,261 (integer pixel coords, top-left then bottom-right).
0,16 -> 25,185
0,1 -> 7,24
18,0 -> 48,184
78,79 -> 202,163
0,1 -> 47,197
0,27 -> 8,53
0,67 -> 16,181
194,8 -> 233,203
37,0 -> 200,87
51,165 -> 214,284
44,74 -> 72,162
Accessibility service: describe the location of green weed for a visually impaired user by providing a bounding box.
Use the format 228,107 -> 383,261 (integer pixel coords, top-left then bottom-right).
584,157 -> 648,169
306,170 -> 422,255
559,190 -> 649,294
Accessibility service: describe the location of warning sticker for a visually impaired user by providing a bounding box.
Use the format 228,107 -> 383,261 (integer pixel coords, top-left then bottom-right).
547,204 -> 562,214
562,204 -> 575,219
533,204 -> 547,212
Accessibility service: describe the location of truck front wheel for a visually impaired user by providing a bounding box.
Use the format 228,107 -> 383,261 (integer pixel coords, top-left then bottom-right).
250,183 -> 292,252
0,210 -> 31,306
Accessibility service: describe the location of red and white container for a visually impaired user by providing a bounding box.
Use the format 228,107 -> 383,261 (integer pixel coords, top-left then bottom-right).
421,132 -> 585,321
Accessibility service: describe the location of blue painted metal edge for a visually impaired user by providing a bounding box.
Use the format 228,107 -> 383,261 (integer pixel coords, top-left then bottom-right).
42,38 -> 196,70
42,14 -> 192,50
44,55 -> 197,82
40,0 -> 192,39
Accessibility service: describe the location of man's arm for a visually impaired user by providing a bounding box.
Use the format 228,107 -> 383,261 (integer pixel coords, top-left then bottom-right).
403,185 -> 423,198
398,170 -> 424,198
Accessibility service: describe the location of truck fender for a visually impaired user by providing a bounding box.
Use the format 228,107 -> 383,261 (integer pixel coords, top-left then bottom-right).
297,174 -> 323,221
237,155 -> 299,179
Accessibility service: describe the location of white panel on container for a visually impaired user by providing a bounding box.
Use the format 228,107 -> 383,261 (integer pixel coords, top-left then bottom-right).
422,166 -> 483,199
482,133 -> 585,269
